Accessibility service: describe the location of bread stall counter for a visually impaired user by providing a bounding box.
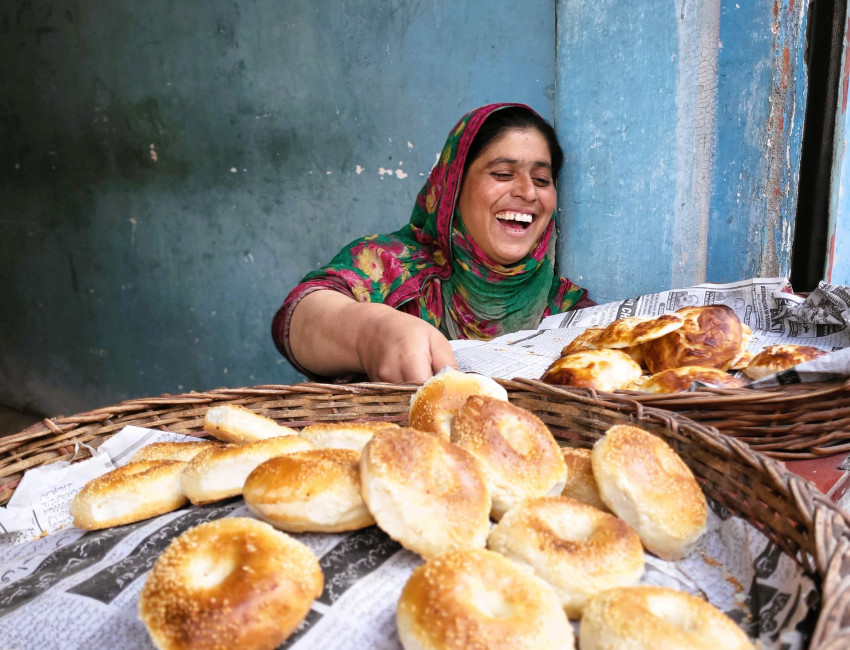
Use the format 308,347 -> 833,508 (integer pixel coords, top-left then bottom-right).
2,375 -> 849,649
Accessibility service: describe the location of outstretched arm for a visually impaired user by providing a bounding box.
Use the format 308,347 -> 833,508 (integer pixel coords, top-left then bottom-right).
288,290 -> 458,383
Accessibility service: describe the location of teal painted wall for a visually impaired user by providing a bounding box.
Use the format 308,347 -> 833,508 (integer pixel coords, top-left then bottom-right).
556,0 -> 808,303
0,1 -> 557,415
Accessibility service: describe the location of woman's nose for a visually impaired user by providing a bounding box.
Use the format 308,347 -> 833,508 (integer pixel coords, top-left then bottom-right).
512,174 -> 537,201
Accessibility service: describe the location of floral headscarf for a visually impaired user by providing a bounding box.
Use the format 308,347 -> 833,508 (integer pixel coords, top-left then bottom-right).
272,103 -> 586,373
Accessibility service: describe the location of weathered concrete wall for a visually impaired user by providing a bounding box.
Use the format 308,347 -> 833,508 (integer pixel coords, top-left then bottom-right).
555,0 -> 808,303
0,1 -> 557,414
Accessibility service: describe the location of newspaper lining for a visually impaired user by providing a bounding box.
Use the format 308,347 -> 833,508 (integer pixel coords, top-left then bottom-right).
452,278 -> 850,386
0,425 -> 817,649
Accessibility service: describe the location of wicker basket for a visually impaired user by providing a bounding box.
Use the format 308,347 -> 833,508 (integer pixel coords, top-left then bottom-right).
567,378 -> 850,460
2,379 -> 850,647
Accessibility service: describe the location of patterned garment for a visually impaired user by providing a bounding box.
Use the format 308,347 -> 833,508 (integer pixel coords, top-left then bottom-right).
272,103 -> 587,375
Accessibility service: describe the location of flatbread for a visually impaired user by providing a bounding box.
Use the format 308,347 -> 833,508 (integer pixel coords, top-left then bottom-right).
593,314 -> 685,349
638,366 -> 748,394
743,344 -> 828,380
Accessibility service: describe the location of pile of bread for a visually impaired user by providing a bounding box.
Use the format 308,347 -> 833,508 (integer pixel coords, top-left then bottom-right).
541,304 -> 828,393
69,368 -> 754,650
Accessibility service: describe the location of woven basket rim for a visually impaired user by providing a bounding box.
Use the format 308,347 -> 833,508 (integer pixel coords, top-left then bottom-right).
3,378 -> 850,647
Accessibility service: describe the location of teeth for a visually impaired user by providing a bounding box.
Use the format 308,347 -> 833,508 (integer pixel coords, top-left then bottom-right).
496,212 -> 533,223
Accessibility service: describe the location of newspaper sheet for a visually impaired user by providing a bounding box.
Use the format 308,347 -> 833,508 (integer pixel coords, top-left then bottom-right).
452,277 -> 850,386
0,426 -> 816,649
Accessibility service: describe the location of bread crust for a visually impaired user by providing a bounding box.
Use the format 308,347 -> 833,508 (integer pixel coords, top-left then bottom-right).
641,305 -> 743,374
580,586 -> 754,650
451,396 -> 566,520
396,548 -> 574,650
541,349 -> 642,391
638,366 -> 747,393
591,425 -> 707,560
744,343 -> 828,380
138,517 -> 323,650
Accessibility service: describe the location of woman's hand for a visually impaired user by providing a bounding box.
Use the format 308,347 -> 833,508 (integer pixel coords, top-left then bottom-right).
289,290 -> 457,382
354,304 -> 457,383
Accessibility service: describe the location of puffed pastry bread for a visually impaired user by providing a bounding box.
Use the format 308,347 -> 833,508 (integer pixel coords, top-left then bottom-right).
592,424 -> 707,560
408,367 -> 508,439
591,313 -> 685,349
451,395 -> 566,520
642,305 -> 743,374
743,343 -> 828,380
203,404 -> 299,443
638,365 -> 747,393
541,349 -> 643,391
69,460 -> 188,530
181,435 -> 314,505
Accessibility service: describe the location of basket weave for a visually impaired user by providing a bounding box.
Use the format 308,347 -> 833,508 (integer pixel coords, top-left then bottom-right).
588,378 -> 850,459
2,379 -> 850,647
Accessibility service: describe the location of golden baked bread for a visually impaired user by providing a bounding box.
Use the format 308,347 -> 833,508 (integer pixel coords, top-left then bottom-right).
203,404 -> 299,443
638,366 -> 748,393
729,324 -> 754,370
409,367 -> 508,438
298,421 -> 400,453
181,435 -> 314,505
487,496 -> 645,619
69,460 -> 188,530
244,448 -> 375,533
580,585 -> 754,650
560,327 -> 604,356
129,440 -> 223,464
138,517 -> 323,650
541,349 -> 643,391
396,548 -> 574,650
744,343 -> 829,380
360,426 -> 491,559
592,314 -> 684,349
559,446 -> 608,511
451,395 -> 566,520
641,305 -> 743,374
592,424 -> 707,560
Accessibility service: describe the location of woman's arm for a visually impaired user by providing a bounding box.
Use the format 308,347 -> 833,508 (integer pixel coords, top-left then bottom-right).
288,290 -> 458,383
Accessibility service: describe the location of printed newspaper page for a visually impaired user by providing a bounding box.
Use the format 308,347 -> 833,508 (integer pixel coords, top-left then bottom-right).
0,427 -> 816,649
452,278 -> 850,383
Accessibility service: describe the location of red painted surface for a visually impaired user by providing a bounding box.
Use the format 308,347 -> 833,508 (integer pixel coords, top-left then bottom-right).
827,231 -> 836,282
785,455 -> 850,501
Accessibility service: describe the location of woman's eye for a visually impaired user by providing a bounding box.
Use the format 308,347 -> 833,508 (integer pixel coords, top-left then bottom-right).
491,172 -> 513,180
533,177 -> 552,187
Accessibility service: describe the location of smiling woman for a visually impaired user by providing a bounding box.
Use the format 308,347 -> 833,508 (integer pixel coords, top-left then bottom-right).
271,104 -> 593,383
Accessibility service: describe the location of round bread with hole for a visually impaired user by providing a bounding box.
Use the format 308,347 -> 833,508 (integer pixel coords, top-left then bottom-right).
579,585 -> 753,650
559,446 -> 608,511
360,426 -> 490,559
451,395 -> 566,520
129,440 -> 223,464
138,517 -> 323,650
592,424 -> 707,560
487,496 -> 645,618
408,367 -> 508,439
203,404 -> 299,443
299,421 -> 400,453
69,460 -> 188,530
181,435 -> 314,505
397,548 -> 574,650
244,448 -> 375,533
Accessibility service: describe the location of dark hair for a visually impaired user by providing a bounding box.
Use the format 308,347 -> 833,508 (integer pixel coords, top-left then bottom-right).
463,106 -> 564,180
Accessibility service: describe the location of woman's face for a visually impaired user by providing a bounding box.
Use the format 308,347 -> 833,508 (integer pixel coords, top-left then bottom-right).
457,127 -> 556,266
